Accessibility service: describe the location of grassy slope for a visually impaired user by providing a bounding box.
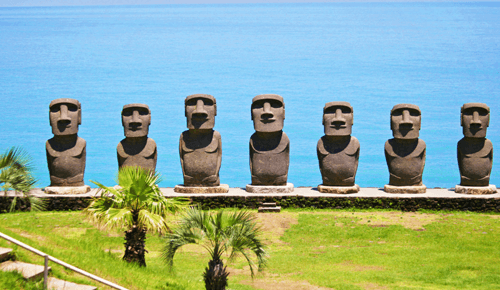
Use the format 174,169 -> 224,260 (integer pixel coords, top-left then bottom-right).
0,210 -> 500,290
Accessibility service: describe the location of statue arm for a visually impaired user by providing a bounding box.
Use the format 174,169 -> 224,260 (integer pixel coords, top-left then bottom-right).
216,133 -> 222,175
179,134 -> 186,178
457,144 -> 464,178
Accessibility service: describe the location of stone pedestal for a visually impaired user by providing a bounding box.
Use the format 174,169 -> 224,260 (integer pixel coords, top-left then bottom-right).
318,184 -> 360,194
384,184 -> 426,194
455,184 -> 497,195
174,184 -> 229,194
246,183 -> 294,194
44,185 -> 91,195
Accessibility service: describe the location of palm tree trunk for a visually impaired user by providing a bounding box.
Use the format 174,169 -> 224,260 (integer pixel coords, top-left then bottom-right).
123,224 -> 147,267
203,258 -> 229,290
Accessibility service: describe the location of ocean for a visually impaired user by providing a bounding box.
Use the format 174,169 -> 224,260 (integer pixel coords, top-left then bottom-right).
0,2 -> 499,189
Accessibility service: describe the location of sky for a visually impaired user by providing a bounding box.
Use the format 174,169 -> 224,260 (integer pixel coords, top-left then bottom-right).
1,0 -> 499,7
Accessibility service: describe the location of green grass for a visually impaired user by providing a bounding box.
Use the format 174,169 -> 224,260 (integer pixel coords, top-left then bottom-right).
1,210 -> 500,289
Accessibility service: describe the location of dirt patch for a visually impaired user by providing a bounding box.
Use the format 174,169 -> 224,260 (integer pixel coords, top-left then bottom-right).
256,213 -> 298,236
255,212 -> 298,245
52,227 -> 87,239
307,211 -> 439,230
240,278 -> 334,290
359,282 -> 389,290
5,228 -> 46,241
337,260 -> 385,272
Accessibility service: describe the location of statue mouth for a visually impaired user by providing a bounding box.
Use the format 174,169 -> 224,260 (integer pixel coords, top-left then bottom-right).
128,125 -> 142,131
330,125 -> 347,129
260,119 -> 275,124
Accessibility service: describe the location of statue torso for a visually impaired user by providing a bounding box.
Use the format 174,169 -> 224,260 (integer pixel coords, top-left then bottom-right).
317,136 -> 359,186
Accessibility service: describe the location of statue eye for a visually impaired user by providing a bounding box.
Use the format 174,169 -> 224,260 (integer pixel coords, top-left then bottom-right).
137,108 -> 149,115
50,105 -> 61,113
251,101 -> 264,109
408,109 -> 420,117
67,104 -> 78,112
269,100 -> 283,108
392,109 -> 403,116
203,99 -> 214,106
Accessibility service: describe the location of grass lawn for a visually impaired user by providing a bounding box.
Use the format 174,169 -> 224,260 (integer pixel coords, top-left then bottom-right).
1,209 -> 500,289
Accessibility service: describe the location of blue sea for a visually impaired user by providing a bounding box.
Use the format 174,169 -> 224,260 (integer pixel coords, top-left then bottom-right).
0,3 -> 499,189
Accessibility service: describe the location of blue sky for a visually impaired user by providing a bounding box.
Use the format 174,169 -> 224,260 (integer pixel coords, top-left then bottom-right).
1,0 -> 498,7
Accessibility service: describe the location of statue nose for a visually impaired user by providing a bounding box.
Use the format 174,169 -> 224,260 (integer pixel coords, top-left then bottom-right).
400,109 -> 413,125
331,108 -> 346,126
131,110 -> 141,123
58,105 -> 71,124
193,99 -> 208,118
261,102 -> 274,119
471,111 -> 482,125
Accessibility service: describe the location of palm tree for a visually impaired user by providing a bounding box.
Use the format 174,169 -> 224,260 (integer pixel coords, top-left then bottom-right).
164,207 -> 267,290
83,166 -> 187,267
0,147 -> 43,212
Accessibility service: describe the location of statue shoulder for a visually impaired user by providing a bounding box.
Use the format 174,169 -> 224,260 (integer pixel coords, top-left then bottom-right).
384,139 -> 396,157
204,130 -> 221,153
317,136 -> 328,156
345,136 -> 360,156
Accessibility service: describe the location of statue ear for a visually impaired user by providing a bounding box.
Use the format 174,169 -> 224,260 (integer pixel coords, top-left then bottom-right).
460,113 -> 463,127
214,104 -> 217,117
486,113 -> 490,127
78,109 -> 82,125
322,114 -> 325,126
283,108 -> 285,120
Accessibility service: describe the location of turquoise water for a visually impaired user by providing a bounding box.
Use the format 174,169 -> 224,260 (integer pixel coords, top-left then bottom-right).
0,3 -> 499,188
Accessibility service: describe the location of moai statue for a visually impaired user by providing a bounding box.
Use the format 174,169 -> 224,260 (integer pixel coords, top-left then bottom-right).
117,104 -> 157,172
174,94 -> 228,193
246,94 -> 293,193
384,104 -> 426,193
455,103 -> 496,194
317,102 -> 360,194
45,98 -> 90,194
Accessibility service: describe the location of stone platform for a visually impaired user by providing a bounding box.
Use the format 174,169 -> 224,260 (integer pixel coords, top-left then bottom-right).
174,184 -> 229,194
455,184 -> 497,195
246,183 -> 294,193
2,187 -> 500,213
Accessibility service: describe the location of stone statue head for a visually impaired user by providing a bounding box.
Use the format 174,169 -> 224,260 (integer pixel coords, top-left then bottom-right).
390,104 -> 421,140
185,94 -> 217,130
122,103 -> 151,138
323,101 -> 353,136
49,98 -> 81,136
461,103 -> 489,138
251,94 -> 285,132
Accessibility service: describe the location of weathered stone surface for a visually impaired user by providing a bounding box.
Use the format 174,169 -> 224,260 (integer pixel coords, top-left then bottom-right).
250,94 -> 289,185
174,184 -> 229,193
458,103 -> 493,187
246,183 -> 294,193
47,277 -> 97,290
455,184 -> 497,195
0,261 -> 50,280
258,206 -> 281,213
318,102 -> 360,186
0,248 -> 12,262
385,104 -> 426,190
317,184 -> 360,194
117,103 -> 157,171
44,185 -> 91,195
384,184 -> 427,194
180,94 -> 223,187
46,98 -> 86,187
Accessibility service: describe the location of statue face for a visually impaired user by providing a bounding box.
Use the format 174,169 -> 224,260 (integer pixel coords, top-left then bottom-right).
122,104 -> 151,138
185,94 -> 216,130
461,103 -> 489,138
323,102 -> 353,136
251,95 -> 285,132
390,104 -> 421,139
49,98 -> 81,136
